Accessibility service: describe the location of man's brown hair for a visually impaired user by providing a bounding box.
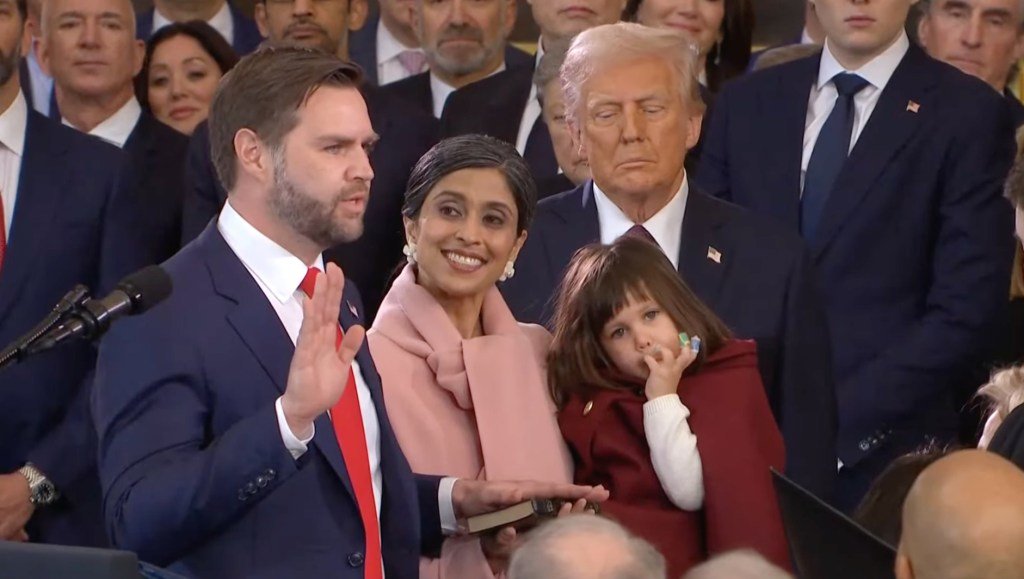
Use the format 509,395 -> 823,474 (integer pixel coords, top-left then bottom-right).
547,237 -> 733,407
208,45 -> 363,192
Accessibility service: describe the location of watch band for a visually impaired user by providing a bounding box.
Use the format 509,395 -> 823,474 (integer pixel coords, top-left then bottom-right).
18,464 -> 59,506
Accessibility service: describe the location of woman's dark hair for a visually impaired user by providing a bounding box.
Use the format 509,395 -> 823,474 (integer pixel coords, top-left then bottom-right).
136,20 -> 240,110
547,237 -> 733,408
853,443 -> 952,547
624,0 -> 754,93
402,134 -> 538,235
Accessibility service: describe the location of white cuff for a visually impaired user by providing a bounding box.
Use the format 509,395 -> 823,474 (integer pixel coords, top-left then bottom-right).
439,477 -> 459,535
275,397 -> 314,460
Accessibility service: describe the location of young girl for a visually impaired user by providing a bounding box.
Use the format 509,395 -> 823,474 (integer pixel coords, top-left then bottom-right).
549,237 -> 791,577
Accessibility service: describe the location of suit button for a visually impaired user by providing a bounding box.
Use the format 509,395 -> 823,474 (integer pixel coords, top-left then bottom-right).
244,482 -> 257,495
347,552 -> 364,567
256,475 -> 268,489
265,469 -> 276,480
237,490 -> 248,502
859,440 -> 870,451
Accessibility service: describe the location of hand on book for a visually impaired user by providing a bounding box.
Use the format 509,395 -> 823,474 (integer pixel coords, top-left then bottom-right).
451,479 -> 609,521
479,498 -> 598,575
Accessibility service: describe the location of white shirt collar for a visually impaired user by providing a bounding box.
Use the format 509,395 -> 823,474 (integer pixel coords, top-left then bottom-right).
818,30 -> 908,92
377,18 -> 419,64
430,64 -> 505,118
0,93 -> 28,157
63,97 -> 142,148
592,175 -> 690,266
217,199 -> 325,304
154,1 -> 234,45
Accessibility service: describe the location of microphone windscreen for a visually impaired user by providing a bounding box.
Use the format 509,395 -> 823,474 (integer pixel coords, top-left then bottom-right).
117,265 -> 173,314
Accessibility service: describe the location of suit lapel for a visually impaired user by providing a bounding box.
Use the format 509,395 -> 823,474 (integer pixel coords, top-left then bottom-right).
678,190 -> 733,310
549,182 -> 601,276
810,45 -> 936,258
0,114 -> 72,323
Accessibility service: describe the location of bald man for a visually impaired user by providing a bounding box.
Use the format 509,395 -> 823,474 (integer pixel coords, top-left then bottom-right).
897,450 -> 1024,579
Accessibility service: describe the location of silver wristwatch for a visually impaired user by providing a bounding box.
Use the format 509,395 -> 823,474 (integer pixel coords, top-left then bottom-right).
18,464 -> 59,506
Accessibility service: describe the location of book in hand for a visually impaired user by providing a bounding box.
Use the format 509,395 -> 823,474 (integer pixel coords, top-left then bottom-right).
464,499 -> 601,535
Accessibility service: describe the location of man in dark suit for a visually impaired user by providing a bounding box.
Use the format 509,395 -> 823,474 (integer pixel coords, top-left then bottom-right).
697,0 -> 1016,509
503,23 -> 838,501
439,0 -> 625,179
136,0 -> 262,56
349,0 -> 426,86
0,0 -> 137,547
186,0 -> 437,323
381,0 -> 531,118
916,0 -> 1024,126
93,48 -> 605,578
39,0 -> 187,269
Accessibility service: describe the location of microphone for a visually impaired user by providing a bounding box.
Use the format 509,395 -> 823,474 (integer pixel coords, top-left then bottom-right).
26,265 -> 173,354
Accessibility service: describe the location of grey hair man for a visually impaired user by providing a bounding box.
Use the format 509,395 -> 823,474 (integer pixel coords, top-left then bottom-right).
684,550 -> 794,579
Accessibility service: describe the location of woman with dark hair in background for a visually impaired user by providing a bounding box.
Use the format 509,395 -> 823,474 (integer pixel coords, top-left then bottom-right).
625,0 -> 754,93
137,20 -> 239,135
368,135 -> 577,578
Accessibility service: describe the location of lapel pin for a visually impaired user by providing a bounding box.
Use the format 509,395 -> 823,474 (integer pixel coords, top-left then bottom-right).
347,301 -> 358,318
707,246 -> 722,264
583,400 -> 594,416
906,100 -> 920,113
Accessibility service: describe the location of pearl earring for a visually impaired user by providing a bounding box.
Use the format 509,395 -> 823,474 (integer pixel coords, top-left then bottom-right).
402,243 -> 417,264
499,260 -> 516,282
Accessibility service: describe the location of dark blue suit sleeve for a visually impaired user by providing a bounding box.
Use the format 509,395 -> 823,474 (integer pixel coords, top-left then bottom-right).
181,123 -> 224,245
837,95 -> 1016,463
415,475 -> 443,557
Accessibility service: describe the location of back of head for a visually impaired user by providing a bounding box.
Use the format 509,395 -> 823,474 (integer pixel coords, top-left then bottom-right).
683,549 -> 793,579
899,450 -> 1024,579
508,515 -> 667,579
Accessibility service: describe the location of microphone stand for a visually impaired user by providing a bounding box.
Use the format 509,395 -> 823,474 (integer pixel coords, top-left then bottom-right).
0,285 -> 91,370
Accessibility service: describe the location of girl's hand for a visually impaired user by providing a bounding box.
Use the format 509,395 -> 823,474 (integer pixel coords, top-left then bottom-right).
643,334 -> 699,400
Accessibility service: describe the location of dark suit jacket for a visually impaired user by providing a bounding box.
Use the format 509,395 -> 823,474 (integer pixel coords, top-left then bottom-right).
181,84 -> 438,322
135,2 -> 262,55
696,44 -> 1016,468
1006,89 -> 1024,128
536,173 -> 574,200
502,181 -> 838,499
559,340 -> 790,577
349,15 -> 380,85
0,112 -> 133,547
93,224 -> 442,578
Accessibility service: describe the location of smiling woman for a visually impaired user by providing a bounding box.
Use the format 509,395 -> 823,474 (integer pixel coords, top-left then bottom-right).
367,135 -> 574,578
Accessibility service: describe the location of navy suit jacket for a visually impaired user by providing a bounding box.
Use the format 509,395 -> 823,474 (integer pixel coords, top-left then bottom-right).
1006,89 -> 1024,128
135,2 -> 262,55
502,181 -> 838,499
0,112 -> 132,546
349,15 -> 379,85
696,44 -> 1016,467
181,84 -> 438,322
93,224 -> 443,578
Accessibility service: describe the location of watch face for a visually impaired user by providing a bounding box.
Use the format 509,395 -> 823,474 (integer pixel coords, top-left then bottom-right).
34,482 -> 57,505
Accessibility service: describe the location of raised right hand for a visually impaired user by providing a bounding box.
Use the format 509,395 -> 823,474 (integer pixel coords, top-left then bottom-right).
280,263 -> 365,439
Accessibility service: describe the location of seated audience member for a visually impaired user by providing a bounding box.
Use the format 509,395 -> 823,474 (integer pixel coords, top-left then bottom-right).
625,0 -> 753,94
369,135 -> 575,577
683,550 -> 794,579
853,445 -> 949,547
39,0 -> 188,267
136,0 -> 261,55
532,39 -> 588,197
382,0 -> 528,119
503,22 -> 838,501
551,238 -> 791,577
507,515 -> 668,579
92,47 -> 607,578
917,0 -> 1024,126
348,0 -> 426,85
896,450 -> 1024,579
183,0 -> 438,322
0,0 -> 136,548
439,0 -> 625,180
137,21 -> 238,136
977,366 -> 1024,448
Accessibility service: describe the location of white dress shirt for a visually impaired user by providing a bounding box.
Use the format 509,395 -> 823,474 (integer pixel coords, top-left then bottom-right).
431,65 -> 505,119
0,94 -> 27,240
513,40 -> 544,157
153,0 -> 234,46
800,31 -> 909,193
63,97 -> 142,149
376,19 -> 424,86
25,51 -> 54,118
593,176 -> 689,268
216,201 -> 458,553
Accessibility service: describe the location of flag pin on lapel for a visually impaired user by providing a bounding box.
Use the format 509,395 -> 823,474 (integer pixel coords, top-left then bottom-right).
906,100 -> 920,113
347,301 -> 358,318
707,246 -> 722,264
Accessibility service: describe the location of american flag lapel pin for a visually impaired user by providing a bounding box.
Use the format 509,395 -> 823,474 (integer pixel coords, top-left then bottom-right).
347,301 -> 358,318
906,100 -> 920,113
707,246 -> 722,264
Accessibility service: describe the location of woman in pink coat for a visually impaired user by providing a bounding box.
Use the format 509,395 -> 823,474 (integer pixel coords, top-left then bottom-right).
368,135 -> 574,578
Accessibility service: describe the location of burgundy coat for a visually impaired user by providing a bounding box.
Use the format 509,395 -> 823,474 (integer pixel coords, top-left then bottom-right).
558,340 -> 792,576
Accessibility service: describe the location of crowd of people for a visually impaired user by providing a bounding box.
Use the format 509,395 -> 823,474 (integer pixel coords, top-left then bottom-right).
2,0 -> 1024,576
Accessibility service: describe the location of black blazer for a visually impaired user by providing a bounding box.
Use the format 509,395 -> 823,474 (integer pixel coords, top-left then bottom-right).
1006,89 -> 1024,128
697,43 -> 1016,468
181,84 -> 438,322
135,2 -> 262,55
502,181 -> 838,500
349,15 -> 379,85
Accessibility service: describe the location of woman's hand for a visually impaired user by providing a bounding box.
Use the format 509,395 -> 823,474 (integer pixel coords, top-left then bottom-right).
643,334 -> 699,400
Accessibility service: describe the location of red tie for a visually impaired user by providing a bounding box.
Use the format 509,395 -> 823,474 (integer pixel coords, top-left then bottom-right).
299,268 -> 383,579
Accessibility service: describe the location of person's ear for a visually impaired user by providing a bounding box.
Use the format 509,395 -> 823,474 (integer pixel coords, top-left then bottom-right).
403,215 -> 419,246
255,2 -> 271,40
348,0 -> 369,32
235,129 -> 273,185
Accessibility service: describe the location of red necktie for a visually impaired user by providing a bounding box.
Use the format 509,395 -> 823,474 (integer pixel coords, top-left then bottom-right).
299,267 -> 382,579
622,223 -> 657,245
